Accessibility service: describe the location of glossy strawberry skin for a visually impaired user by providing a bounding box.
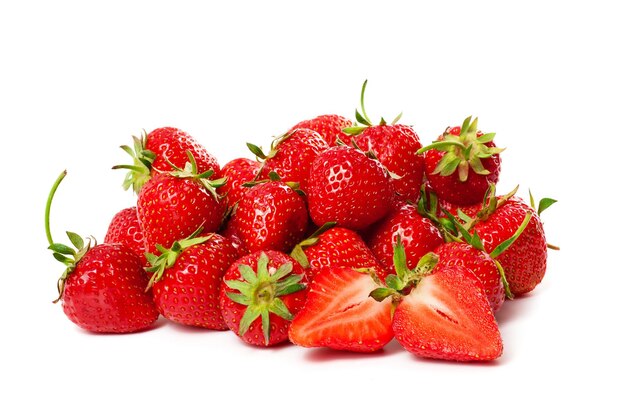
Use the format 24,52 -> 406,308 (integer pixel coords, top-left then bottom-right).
308,146 -> 394,230
289,267 -> 393,352
104,207 -> 148,266
218,158 -> 261,210
257,128 -> 329,195
393,266 -> 503,361
61,243 -> 159,333
152,234 -> 239,329
220,251 -> 309,346
473,197 -> 547,295
434,242 -> 505,312
300,227 -> 387,278
366,204 -> 444,275
290,114 -> 353,147
137,174 -> 227,254
424,128 -> 501,206
233,181 -> 308,253
146,127 -> 221,177
353,124 -> 424,201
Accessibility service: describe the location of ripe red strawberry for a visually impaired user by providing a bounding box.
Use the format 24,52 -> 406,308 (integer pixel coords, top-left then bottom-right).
248,128 -> 328,195
220,216 -> 248,258
290,224 -> 387,278
434,242 -> 505,312
146,232 -> 239,329
371,242 -> 503,361
308,145 -> 394,230
289,114 -> 353,146
471,195 -> 554,295
391,266 -> 503,361
137,153 -> 227,254
220,251 -> 308,346
233,178 -> 308,253
104,207 -> 148,266
46,171 -> 158,333
114,127 -> 221,193
419,117 -> 503,205
345,80 -> 425,201
366,203 -> 444,275
289,267 -> 393,352
218,157 -> 261,209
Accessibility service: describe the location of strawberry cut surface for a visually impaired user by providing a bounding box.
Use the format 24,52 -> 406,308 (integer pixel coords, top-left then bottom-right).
392,266 -> 503,361
289,267 -> 393,352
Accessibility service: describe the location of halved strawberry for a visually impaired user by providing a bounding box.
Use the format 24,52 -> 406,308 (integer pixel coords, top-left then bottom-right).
391,266 -> 503,361
288,267 -> 393,353
370,240 -> 503,361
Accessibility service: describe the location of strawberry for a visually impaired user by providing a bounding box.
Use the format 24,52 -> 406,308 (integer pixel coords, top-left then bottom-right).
137,152 -> 227,254
289,267 -> 394,352
418,117 -> 503,205
233,176 -> 308,253
366,203 -> 444,275
370,241 -> 503,361
290,224 -> 387,278
104,207 -> 148,266
146,232 -> 239,329
220,251 -> 308,346
113,127 -> 221,194
46,171 -> 158,333
247,128 -> 328,195
307,145 -> 394,230
470,194 -> 556,295
434,242 -> 505,312
218,157 -> 261,210
345,80 -> 425,201
289,114 -> 353,146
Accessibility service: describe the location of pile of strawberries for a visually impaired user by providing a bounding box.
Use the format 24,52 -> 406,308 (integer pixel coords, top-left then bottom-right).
46,81 -> 556,362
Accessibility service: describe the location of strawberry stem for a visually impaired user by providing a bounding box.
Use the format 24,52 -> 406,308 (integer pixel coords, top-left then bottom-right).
45,170 -> 67,246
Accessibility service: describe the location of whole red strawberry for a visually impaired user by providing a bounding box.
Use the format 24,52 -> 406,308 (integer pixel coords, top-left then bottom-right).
220,250 -> 308,346
290,224 -> 387,278
248,128 -> 328,195
371,242 -> 503,361
114,127 -> 221,193
289,114 -> 353,146
137,153 -> 227,254
218,157 -> 261,210
472,195 -> 553,295
434,242 -> 505,312
147,232 -> 239,329
104,207 -> 148,266
419,117 -> 503,205
346,80 -> 425,201
46,171 -> 158,333
366,203 -> 444,275
289,267 -> 394,352
233,177 -> 308,253
308,145 -> 393,230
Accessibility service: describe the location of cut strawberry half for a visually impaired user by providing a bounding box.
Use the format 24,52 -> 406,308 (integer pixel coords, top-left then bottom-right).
391,264 -> 502,361
288,267 -> 393,352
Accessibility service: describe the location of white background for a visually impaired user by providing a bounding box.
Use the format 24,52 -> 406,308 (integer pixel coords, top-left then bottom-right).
1,1 -> 623,415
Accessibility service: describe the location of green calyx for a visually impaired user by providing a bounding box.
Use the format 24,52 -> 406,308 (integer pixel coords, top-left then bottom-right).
343,79 -> 403,136
417,116 -> 503,182
289,221 -> 337,268
247,130 -> 296,162
529,190 -> 560,251
167,151 -> 226,201
369,237 -> 439,303
242,171 -> 303,196
112,130 -> 156,194
225,253 -> 306,346
45,170 -> 94,303
145,227 -> 211,290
